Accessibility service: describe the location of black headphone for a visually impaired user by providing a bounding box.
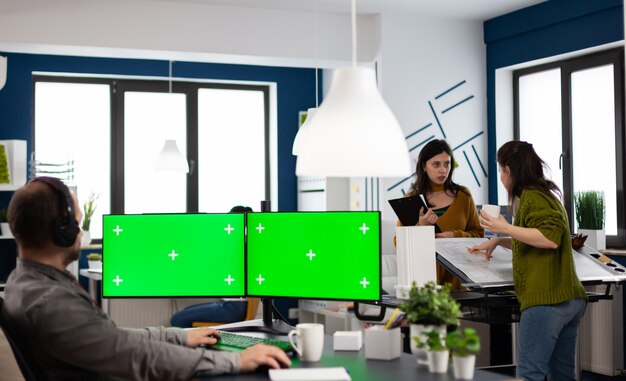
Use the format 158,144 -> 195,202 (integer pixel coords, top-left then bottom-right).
29,177 -> 80,247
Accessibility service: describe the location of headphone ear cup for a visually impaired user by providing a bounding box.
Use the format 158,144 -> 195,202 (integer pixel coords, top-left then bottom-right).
52,216 -> 79,247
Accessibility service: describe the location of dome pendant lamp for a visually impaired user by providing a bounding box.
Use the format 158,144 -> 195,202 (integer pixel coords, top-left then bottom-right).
155,61 -> 189,173
296,0 -> 410,178
293,0 -> 319,157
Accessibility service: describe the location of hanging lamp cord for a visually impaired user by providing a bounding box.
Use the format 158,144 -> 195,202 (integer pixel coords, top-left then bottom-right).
169,60 -> 173,94
314,0 -> 319,107
351,0 -> 356,68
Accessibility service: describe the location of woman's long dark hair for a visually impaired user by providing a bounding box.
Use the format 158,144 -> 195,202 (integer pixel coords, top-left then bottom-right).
497,141 -> 561,205
409,139 -> 463,201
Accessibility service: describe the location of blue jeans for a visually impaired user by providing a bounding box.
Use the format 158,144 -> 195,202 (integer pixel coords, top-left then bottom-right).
517,299 -> 587,381
170,301 -> 247,328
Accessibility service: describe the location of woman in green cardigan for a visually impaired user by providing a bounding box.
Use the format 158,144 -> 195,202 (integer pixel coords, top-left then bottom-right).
469,141 -> 587,381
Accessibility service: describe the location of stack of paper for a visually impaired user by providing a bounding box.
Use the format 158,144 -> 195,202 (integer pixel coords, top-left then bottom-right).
269,367 -> 351,381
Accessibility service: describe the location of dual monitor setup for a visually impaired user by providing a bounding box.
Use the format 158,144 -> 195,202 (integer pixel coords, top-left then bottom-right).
102,211 -> 382,331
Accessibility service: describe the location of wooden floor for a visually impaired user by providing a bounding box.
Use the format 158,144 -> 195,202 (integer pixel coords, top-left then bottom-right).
0,328 -> 25,381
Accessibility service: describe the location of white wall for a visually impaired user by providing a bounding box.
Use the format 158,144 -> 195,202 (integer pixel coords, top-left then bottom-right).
0,0 -> 379,68
376,13 -> 487,220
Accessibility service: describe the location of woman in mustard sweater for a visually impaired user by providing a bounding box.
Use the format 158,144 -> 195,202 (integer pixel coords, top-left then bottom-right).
469,141 -> 587,381
397,139 -> 483,289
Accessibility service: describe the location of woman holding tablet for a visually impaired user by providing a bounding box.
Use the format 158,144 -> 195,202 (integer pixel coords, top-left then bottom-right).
396,139 -> 483,289
468,141 -> 586,381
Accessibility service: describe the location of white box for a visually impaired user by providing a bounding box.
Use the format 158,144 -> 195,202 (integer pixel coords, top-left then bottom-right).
395,226 -> 436,298
364,326 -> 401,360
333,331 -> 362,351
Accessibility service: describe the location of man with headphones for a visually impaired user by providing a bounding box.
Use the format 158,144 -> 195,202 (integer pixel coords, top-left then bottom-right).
2,177 -> 290,381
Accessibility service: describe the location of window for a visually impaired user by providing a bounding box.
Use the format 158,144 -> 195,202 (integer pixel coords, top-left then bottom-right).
34,77 -> 270,240
34,79 -> 111,239
514,48 -> 625,246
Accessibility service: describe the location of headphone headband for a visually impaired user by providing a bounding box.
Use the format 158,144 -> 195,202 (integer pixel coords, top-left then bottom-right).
28,177 -> 79,247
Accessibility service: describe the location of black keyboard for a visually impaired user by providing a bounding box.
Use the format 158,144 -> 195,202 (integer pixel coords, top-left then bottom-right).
213,331 -> 293,353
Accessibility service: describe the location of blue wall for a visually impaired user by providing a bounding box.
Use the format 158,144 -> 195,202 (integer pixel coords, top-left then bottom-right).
0,52 -> 319,211
484,0 -> 624,203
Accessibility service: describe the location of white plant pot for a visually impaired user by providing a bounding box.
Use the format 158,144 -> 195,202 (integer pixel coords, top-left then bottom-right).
578,229 -> 605,250
88,260 -> 102,270
410,324 -> 446,364
427,350 -> 449,373
81,230 -> 92,247
0,222 -> 13,237
452,354 -> 476,379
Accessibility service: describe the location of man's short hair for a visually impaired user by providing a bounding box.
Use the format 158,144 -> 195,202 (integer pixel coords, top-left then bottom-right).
8,181 -> 66,249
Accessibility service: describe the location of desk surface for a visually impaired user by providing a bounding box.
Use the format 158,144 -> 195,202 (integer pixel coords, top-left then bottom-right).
201,320 -> 513,381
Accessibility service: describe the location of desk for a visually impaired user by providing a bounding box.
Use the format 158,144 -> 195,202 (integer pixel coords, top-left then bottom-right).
202,319 -> 513,381
79,269 -> 108,314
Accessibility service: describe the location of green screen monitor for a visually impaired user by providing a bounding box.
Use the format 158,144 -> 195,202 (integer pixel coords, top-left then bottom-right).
102,213 -> 245,298
246,211 -> 381,302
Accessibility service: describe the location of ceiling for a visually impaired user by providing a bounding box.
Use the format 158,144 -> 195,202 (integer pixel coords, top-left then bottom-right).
146,0 -> 547,20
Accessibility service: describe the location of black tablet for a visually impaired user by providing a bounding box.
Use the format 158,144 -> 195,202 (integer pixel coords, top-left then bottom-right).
388,195 -> 442,233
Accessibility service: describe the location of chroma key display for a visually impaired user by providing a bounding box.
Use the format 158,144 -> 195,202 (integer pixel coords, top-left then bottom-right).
246,211 -> 381,301
102,213 -> 245,298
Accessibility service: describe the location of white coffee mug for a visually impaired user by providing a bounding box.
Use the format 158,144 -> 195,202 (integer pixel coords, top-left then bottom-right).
288,323 -> 324,362
481,204 -> 500,218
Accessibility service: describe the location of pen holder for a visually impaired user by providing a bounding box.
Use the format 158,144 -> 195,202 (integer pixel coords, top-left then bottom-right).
364,326 -> 401,360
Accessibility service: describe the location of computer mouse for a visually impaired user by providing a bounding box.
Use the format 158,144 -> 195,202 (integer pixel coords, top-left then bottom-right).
255,363 -> 290,374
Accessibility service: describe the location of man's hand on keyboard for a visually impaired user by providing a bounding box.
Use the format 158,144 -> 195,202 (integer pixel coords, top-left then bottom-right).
185,327 -> 221,348
239,344 -> 292,372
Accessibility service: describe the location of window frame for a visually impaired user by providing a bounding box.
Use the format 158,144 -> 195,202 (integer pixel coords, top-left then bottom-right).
513,47 -> 625,247
33,76 -> 271,238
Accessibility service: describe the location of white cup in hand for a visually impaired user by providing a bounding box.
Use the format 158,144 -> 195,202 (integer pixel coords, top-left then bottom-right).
288,323 -> 324,362
482,204 -> 500,218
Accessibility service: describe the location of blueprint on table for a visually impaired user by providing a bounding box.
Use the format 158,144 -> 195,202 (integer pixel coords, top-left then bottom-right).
435,238 -> 625,289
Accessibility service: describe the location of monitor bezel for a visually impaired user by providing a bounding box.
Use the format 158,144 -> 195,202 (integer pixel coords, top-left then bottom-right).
102,212 -> 247,299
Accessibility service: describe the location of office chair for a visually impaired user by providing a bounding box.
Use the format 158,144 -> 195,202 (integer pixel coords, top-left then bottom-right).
191,298 -> 260,327
0,297 -> 49,381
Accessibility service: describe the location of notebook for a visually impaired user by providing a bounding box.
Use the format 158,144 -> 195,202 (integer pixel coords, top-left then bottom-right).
388,195 -> 442,233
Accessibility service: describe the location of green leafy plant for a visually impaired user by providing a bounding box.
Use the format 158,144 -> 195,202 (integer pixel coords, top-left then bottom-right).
400,281 -> 461,326
87,253 -> 102,261
414,329 -> 447,351
0,145 -> 9,184
446,328 -> 480,357
0,209 -> 7,223
574,190 -> 605,230
81,192 -> 99,231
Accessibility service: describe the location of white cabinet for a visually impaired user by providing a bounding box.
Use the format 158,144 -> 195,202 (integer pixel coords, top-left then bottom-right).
297,177 -> 349,211
0,140 -> 27,191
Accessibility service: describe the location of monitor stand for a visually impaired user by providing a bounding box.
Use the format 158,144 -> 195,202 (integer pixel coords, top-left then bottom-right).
218,298 -> 294,335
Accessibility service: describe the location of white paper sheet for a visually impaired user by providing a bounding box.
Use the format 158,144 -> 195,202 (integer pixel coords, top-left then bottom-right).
269,367 -> 351,381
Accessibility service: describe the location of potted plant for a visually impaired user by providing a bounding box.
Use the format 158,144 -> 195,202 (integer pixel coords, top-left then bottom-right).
574,190 -> 605,250
399,281 -> 461,361
414,329 -> 449,373
0,209 -> 12,237
81,192 -> 99,246
87,253 -> 102,270
446,327 -> 480,379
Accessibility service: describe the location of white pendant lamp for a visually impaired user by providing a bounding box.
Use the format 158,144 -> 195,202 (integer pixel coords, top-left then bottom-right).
155,139 -> 189,172
155,61 -> 189,173
296,0 -> 410,178
293,0 -> 319,157
292,107 -> 317,155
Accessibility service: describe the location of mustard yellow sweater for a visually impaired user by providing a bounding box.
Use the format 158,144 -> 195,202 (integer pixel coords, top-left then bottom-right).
402,187 -> 483,237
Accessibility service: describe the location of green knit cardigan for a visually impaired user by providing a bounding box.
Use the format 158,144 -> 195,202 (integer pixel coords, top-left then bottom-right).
512,189 -> 587,311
